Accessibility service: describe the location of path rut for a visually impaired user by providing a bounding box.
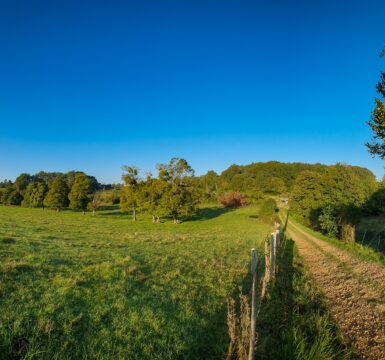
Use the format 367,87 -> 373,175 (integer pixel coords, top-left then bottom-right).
287,220 -> 385,360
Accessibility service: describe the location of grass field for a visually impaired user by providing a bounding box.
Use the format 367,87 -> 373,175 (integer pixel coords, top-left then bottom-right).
0,205 -> 269,359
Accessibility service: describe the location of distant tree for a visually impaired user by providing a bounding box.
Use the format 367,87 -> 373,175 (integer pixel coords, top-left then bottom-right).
44,178 -> 69,211
68,173 -> 92,214
120,166 -> 141,220
0,180 -> 12,189
22,182 -> 47,207
366,49 -> 385,158
200,170 -> 220,199
267,177 -> 286,194
88,191 -> 102,216
139,178 -> 168,222
3,187 -> 23,205
35,171 -> 65,185
14,173 -> 33,196
157,158 -> 197,223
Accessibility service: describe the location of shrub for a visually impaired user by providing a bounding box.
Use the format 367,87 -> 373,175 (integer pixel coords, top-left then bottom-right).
218,192 -> 247,208
259,198 -> 279,224
318,205 -> 338,237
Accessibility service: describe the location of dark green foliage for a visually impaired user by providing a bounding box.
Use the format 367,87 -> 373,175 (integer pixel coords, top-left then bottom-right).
318,205 -> 339,237
22,182 -> 48,208
2,187 -> 23,205
14,173 -> 33,196
43,178 -> 69,210
366,188 -> 385,215
68,173 -> 92,211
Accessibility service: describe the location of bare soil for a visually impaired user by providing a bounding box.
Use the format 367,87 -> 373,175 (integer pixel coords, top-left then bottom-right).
287,221 -> 385,360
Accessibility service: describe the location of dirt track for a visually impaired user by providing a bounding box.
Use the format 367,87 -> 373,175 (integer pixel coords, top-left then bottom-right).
287,221 -> 385,360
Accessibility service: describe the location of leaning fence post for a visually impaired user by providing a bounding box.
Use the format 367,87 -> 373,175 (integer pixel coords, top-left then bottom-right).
249,248 -> 258,360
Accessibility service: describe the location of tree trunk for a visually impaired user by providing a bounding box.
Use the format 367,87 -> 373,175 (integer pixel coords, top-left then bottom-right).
156,216 -> 160,223
152,215 -> 155,223
82,210 -> 85,215
56,207 -> 60,212
133,209 -> 136,221
173,214 -> 178,224
93,209 -> 95,216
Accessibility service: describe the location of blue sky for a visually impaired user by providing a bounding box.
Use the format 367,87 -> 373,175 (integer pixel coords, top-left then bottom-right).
0,0 -> 384,183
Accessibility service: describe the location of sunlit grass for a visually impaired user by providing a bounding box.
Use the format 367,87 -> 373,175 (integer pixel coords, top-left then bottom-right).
0,205 -> 268,359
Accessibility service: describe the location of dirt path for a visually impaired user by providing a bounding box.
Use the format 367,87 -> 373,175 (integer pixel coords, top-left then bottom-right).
287,220 -> 385,360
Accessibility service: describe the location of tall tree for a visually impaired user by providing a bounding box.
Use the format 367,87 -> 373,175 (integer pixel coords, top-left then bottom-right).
120,166 -> 141,220
68,173 -> 92,214
139,178 -> 168,222
22,182 -> 47,207
366,48 -> 385,158
88,191 -> 102,216
2,186 -> 23,205
157,158 -> 197,223
14,173 -> 33,196
44,178 -> 69,211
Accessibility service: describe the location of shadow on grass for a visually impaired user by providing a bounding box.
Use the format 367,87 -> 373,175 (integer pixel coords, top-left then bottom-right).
255,227 -> 356,359
98,210 -> 130,217
185,206 -> 234,222
356,228 -> 385,256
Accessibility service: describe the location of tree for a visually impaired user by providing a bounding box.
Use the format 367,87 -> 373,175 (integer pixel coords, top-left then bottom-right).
22,182 -> 47,207
44,178 -> 69,211
3,187 -> 23,205
139,178 -> 167,222
120,166 -> 141,220
68,173 -> 92,213
88,191 -> 102,216
14,173 -> 33,196
290,164 -> 374,231
200,170 -> 220,200
366,49 -> 385,158
157,158 -> 197,223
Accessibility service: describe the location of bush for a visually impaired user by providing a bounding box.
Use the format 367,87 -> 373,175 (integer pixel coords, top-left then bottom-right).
218,192 -> 247,208
318,204 -> 361,240
259,198 -> 279,224
318,205 -> 338,237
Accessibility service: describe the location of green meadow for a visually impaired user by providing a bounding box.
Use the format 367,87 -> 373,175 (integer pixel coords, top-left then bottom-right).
0,206 -> 268,359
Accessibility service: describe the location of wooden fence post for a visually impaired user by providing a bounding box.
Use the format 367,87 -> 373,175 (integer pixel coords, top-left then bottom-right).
249,248 -> 258,360
269,233 -> 276,280
262,238 -> 269,298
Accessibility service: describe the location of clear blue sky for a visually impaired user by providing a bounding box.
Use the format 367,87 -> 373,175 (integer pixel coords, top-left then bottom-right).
0,0 -> 384,183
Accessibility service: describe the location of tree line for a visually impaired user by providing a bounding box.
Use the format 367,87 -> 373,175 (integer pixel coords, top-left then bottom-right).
1,158 -> 384,228
0,171 -> 102,213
